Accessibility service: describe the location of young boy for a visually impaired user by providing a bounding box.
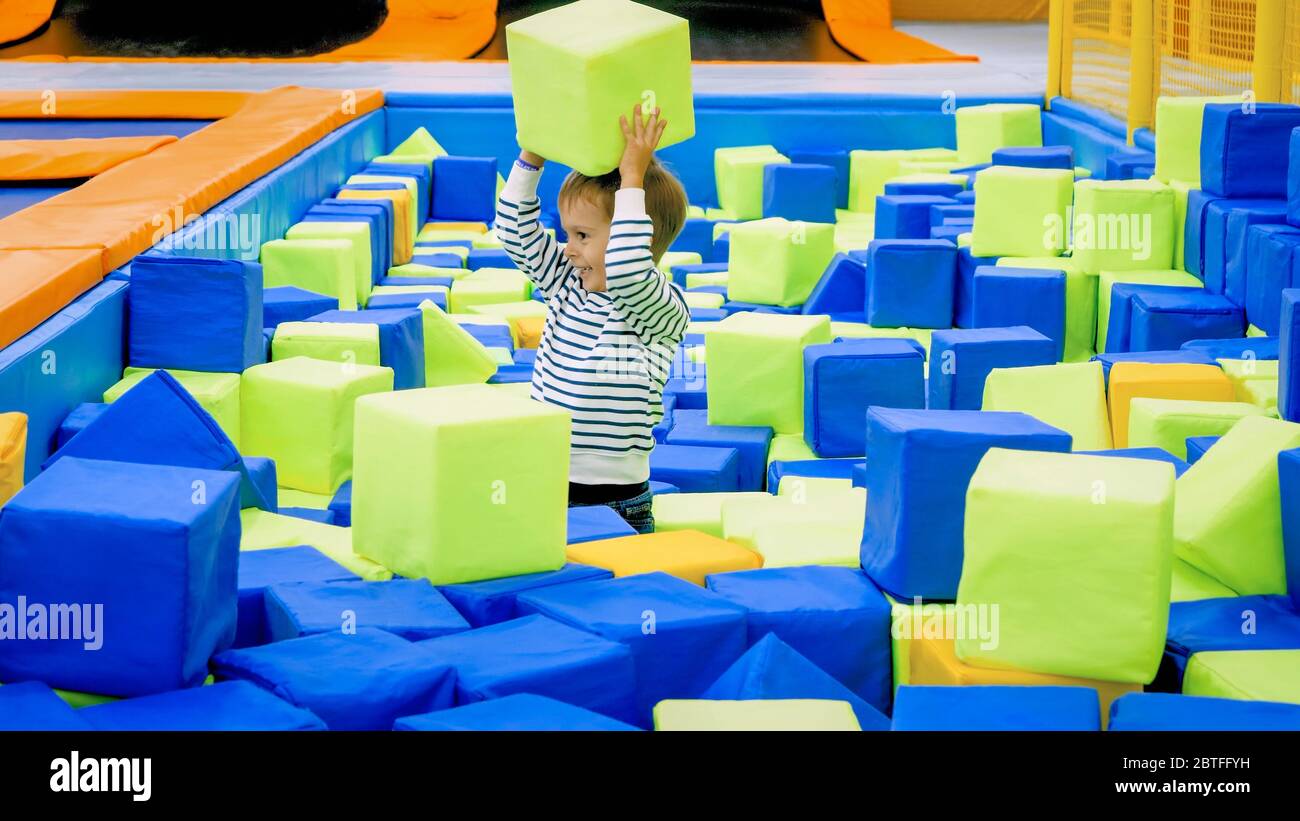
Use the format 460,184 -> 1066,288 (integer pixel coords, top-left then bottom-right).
495,105 -> 690,534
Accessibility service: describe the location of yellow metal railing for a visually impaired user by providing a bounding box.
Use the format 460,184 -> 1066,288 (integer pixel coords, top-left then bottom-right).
1049,0 -> 1293,140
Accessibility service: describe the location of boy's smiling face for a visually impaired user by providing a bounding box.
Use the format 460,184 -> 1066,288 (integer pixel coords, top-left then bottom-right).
559,194 -> 612,292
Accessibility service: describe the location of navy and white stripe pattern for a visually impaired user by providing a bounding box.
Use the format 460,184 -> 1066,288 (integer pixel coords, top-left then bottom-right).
496,166 -> 690,484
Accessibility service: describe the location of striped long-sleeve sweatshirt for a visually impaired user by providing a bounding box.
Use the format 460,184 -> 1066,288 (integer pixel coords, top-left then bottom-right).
495,164 -> 690,485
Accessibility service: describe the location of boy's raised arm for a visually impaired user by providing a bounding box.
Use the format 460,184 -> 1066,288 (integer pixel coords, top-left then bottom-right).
495,154 -> 573,300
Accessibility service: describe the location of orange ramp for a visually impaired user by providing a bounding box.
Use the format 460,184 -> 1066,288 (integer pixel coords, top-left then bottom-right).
0,136 -> 178,180
822,0 -> 978,64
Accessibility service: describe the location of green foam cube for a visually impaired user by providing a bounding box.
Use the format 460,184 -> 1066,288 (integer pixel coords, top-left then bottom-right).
997,255 -> 1096,361
1182,650 -> 1300,704
240,356 -> 393,494
766,433 -> 817,465
651,491 -> 770,538
685,271 -> 728,289
721,488 -> 864,551
1127,398 -> 1269,459
971,166 -> 1074,258
1153,95 -> 1239,186
752,518 -> 861,569
652,699 -> 861,731
955,447 -> 1175,684
1174,415 -> 1300,595
286,221 -> 373,307
261,238 -> 358,311
276,488 -> 332,510
888,171 -> 967,188
271,322 -> 381,368
107,367 -> 241,448
390,263 -> 470,280
727,218 -> 836,307
1070,180 -> 1176,275
1240,379 -> 1279,413
351,385 -> 570,584
391,127 -> 448,159
448,268 -> 531,313
240,508 -> 391,581
1171,557 -> 1238,603
715,145 -> 790,221
506,0 -> 695,177
1096,268 -> 1201,352
1218,358 -> 1281,412
683,291 -> 725,310
659,251 -> 702,273
955,103 -> 1043,164
846,148 -> 958,212
706,312 -> 832,433
774,473 -> 854,499
981,361 -> 1111,450
416,227 -> 486,243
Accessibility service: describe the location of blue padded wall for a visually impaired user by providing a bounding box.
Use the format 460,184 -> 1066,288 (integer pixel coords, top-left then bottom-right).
1041,98 -> 1130,179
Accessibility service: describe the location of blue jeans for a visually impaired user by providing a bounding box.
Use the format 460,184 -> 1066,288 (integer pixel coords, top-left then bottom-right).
570,487 -> 655,535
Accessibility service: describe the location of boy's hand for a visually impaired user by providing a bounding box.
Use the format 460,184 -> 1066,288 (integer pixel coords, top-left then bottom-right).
519,149 -> 546,168
618,103 -> 667,189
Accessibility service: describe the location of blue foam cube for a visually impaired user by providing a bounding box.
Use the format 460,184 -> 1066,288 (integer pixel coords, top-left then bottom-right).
306,307 -> 425,390
1185,435 -> 1220,464
304,205 -> 389,283
0,682 -> 93,730
436,563 -> 614,628
263,286 -> 339,329
328,479 -> 352,526
568,504 -> 637,544
992,145 -> 1074,170
431,155 -> 497,222
955,246 -> 998,328
367,290 -> 447,311
1201,103 -> 1300,198
411,251 -> 465,269
928,326 -> 1057,410
930,203 -> 975,227
235,545 -> 359,648
669,217 -> 715,259
1225,203 -> 1291,305
711,231 -> 730,264
377,275 -> 453,289
467,248 -> 516,270
670,262 -> 728,289
860,408 -> 1073,600
802,340 -> 925,457
394,693 -> 640,731
367,161 -> 431,228
700,634 -> 888,730
1105,283 -> 1204,354
705,566 -> 892,713
242,456 -> 277,510
1281,290 -> 1300,422
0,457 -> 241,696
954,189 -> 977,204
1106,150 -> 1156,181
1277,447 -> 1300,609
649,443 -> 742,492
1108,692 -> 1300,731
80,680 -> 326,731
265,579 -> 469,643
1129,290 -> 1244,352
865,239 -> 956,329
787,148 -> 850,208
1091,349 -> 1220,383
801,253 -> 864,316
691,307 -> 728,323
1200,198 -> 1286,294
517,572 -> 749,726
460,322 -> 514,352
1164,594 -> 1300,685
213,628 -> 456,730
664,375 -> 707,409
1245,224 -> 1300,334
971,266 -> 1066,361
128,254 -> 263,372
55,402 -> 108,449
874,195 -> 958,240
884,180 -> 964,199
762,163 -> 837,223
1181,336 -> 1278,360
892,685 -> 1101,731
1291,126 -> 1300,227
417,613 -> 639,725
664,411 -> 772,491
766,457 -> 863,495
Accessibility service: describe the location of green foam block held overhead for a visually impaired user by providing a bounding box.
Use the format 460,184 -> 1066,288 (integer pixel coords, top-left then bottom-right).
106,368 -> 241,448
954,103 -> 1043,165
351,385 -> 570,585
1127,398 -> 1269,460
1095,268 -> 1201,353
1174,415 -> 1300,596
271,322 -> 381,369
1070,179 -> 1176,275
240,356 -> 393,496
261,239 -> 358,311
715,145 -> 789,221
981,361 -> 1113,450
727,218 -> 836,307
1153,95 -> 1240,186
1182,650 -> 1300,704
706,312 -> 832,434
285,221 -> 374,308
506,0 -> 695,177
956,448 -> 1176,684
997,256 -> 1097,362
971,166 -> 1074,258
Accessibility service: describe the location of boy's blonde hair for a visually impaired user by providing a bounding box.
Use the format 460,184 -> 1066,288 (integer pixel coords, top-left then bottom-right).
558,156 -> 688,262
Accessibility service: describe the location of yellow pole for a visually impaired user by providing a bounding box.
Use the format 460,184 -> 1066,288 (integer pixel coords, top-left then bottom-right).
1253,0 -> 1286,103
1047,0 -> 1065,107
1128,0 -> 1155,143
